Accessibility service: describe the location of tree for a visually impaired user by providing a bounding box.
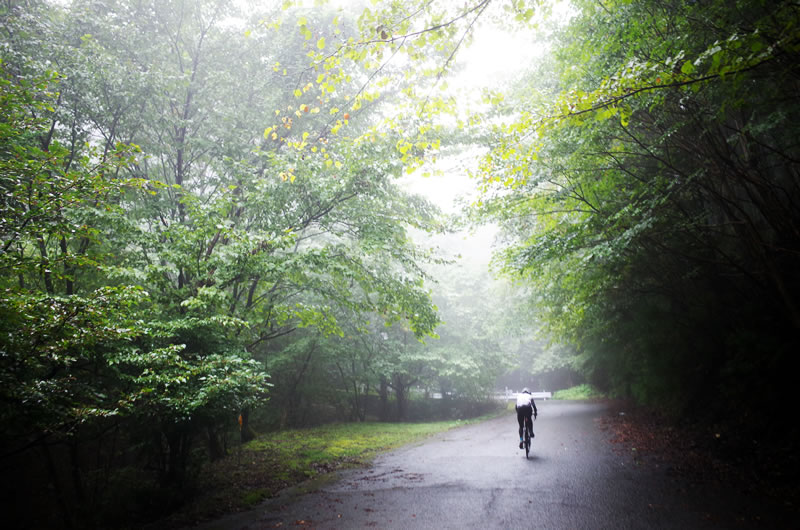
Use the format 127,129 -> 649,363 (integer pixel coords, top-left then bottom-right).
0,0 -> 452,525
3,0 -> 576,525
474,0 -> 800,437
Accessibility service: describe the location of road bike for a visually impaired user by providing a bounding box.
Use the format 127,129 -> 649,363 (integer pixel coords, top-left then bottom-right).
522,416 -> 534,458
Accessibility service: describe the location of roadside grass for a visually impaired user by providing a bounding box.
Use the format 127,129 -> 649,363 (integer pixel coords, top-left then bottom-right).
159,412 -> 502,528
552,384 -> 605,400
247,421 -> 462,468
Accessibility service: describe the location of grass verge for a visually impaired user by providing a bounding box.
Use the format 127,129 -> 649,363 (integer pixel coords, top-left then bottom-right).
152,413 -> 501,528
552,384 -> 605,400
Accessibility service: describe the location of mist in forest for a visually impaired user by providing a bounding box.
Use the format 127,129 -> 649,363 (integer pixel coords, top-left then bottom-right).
2,0 -> 799,528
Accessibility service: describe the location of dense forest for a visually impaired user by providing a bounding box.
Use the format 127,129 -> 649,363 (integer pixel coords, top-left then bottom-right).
479,0 -> 800,437
1,0 -> 798,527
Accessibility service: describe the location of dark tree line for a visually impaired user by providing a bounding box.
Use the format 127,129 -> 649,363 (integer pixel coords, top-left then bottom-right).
477,0 -> 800,472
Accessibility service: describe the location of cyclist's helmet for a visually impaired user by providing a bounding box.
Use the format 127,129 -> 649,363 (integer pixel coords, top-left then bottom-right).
522,387 -> 530,394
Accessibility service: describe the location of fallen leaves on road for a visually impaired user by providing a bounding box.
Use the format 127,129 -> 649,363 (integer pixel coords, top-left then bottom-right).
599,399 -> 799,509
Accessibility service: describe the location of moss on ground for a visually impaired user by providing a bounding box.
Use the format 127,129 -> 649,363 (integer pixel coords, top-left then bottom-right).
152,413 -> 503,529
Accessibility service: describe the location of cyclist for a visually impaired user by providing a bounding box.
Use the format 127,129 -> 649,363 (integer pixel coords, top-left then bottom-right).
515,388 -> 538,449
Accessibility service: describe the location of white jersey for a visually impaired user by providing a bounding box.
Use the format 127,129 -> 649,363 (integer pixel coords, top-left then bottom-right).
516,392 -> 534,408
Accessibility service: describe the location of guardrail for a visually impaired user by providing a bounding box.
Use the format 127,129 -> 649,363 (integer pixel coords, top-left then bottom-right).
494,391 -> 552,401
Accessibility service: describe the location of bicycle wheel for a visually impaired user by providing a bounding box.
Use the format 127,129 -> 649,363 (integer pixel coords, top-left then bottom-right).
524,422 -> 531,458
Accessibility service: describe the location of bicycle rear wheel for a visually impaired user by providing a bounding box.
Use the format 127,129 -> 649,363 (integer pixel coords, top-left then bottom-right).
524,422 -> 531,458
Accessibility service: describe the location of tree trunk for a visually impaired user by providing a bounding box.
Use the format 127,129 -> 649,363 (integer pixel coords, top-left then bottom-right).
207,425 -> 225,460
378,376 -> 389,421
394,375 -> 408,421
36,234 -> 54,294
240,408 -> 255,443
357,383 -> 367,422
42,443 -> 74,529
164,429 -> 191,486
68,439 -> 87,519
60,236 -> 74,295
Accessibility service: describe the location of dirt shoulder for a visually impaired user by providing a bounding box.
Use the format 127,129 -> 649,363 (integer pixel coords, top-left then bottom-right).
598,399 -> 799,514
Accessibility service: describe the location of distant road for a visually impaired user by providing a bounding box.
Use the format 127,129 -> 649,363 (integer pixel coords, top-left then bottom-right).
195,401 -> 794,529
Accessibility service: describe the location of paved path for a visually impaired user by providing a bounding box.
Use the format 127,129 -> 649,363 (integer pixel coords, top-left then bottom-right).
194,401 -> 794,529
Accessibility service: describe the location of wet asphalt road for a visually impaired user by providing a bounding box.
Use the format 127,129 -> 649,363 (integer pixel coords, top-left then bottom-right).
194,401 -> 795,529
